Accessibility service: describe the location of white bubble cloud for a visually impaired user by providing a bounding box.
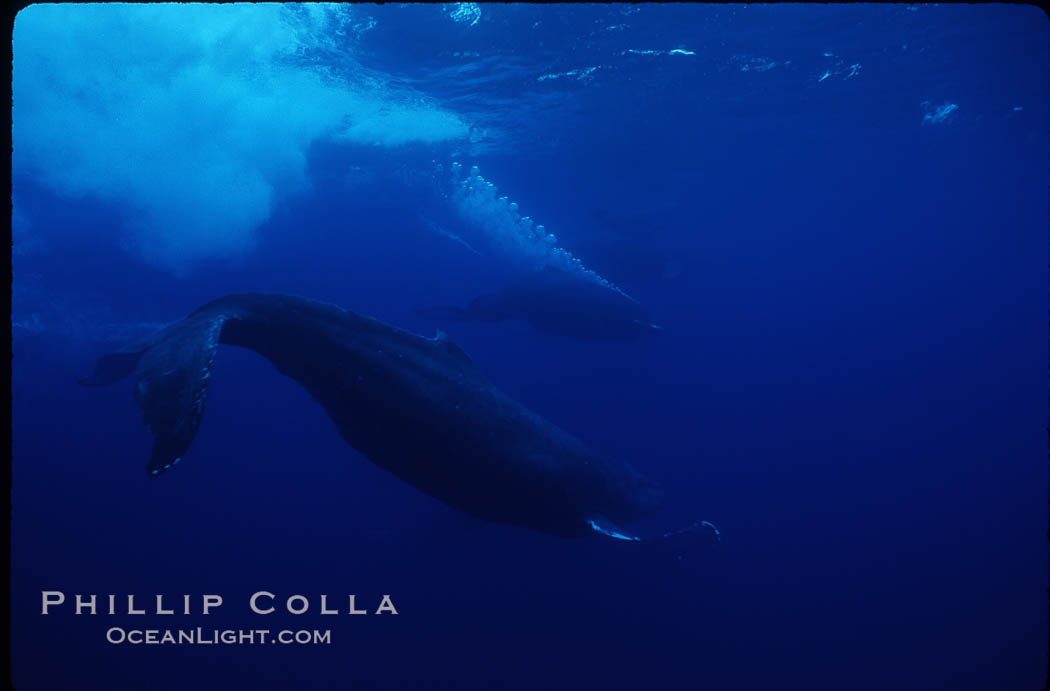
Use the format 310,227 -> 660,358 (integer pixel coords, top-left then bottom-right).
13,4 -> 469,273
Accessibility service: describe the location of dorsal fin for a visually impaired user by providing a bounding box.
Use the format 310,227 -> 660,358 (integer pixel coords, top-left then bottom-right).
432,329 -> 473,366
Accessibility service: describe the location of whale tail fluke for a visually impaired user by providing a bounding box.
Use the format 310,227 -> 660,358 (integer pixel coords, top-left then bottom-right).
78,350 -> 147,387
79,310 -> 229,477
659,520 -> 721,547
588,516 -> 721,559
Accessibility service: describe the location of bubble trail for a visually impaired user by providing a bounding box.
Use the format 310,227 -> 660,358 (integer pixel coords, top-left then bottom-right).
447,162 -> 636,301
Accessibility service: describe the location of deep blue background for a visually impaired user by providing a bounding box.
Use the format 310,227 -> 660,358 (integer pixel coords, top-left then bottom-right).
12,5 -> 1049,690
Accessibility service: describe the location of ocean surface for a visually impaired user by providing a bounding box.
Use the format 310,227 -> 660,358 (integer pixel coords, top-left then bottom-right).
10,4 -> 1048,689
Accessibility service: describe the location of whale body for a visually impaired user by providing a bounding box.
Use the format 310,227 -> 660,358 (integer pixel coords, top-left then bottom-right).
417,266 -> 662,339
80,293 -> 664,539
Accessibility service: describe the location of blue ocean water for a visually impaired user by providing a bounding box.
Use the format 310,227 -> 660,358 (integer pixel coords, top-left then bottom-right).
10,4 -> 1048,689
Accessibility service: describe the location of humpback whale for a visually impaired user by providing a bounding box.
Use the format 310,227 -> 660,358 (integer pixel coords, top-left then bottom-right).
80,294 -> 716,543
417,266 -> 662,339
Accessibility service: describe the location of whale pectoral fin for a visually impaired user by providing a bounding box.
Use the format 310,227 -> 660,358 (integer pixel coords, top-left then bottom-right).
129,313 -> 228,477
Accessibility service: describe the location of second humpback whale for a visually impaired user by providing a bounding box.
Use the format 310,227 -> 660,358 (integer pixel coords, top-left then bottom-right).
416,266 -> 662,339
80,294 -> 717,543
